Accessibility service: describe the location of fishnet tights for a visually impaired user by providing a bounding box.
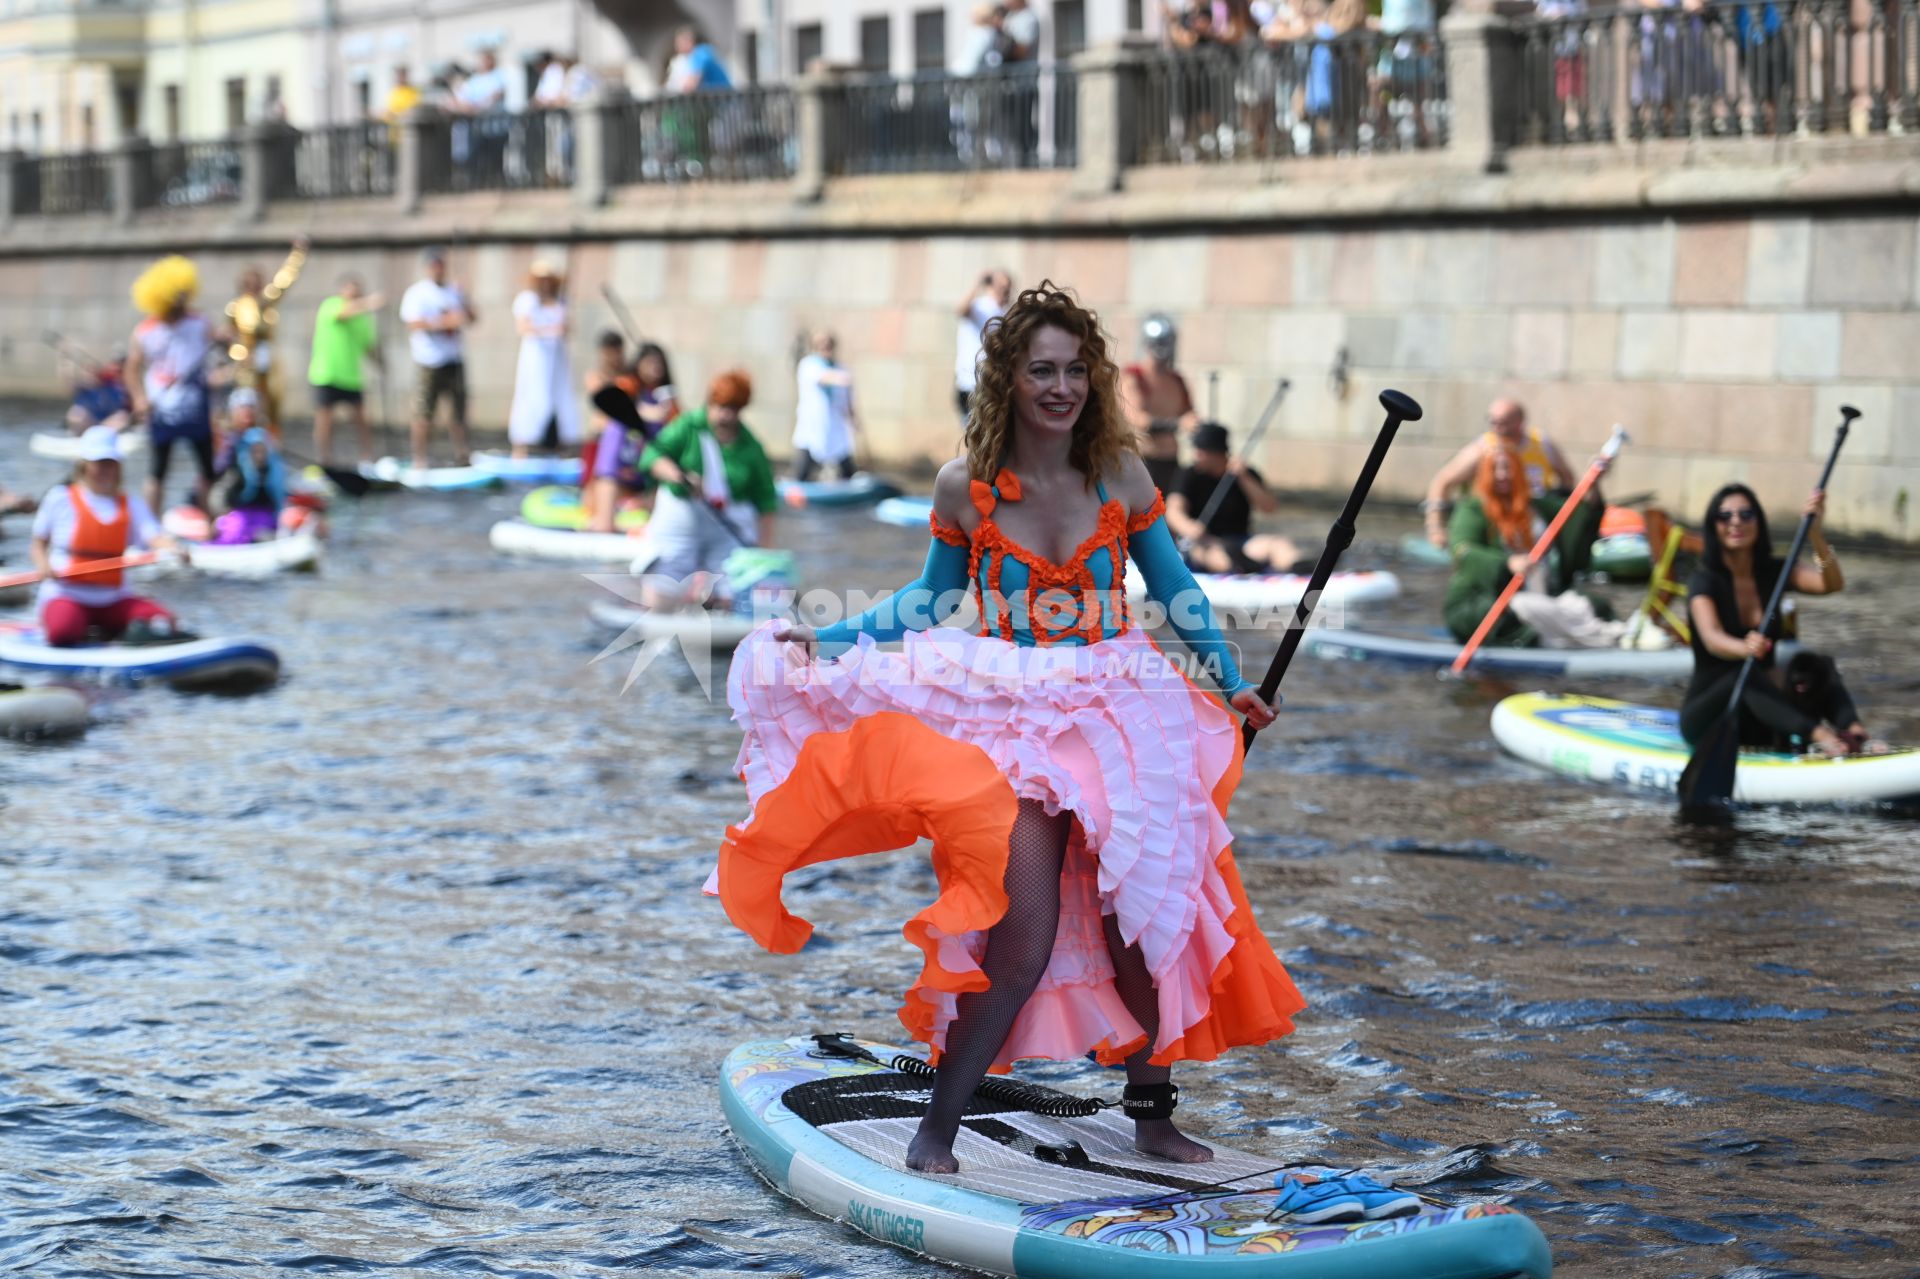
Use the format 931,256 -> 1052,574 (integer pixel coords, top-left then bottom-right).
914,798 -> 1170,1154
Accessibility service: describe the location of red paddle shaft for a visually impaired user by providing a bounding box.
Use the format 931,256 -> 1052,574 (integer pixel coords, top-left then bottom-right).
0,552 -> 160,591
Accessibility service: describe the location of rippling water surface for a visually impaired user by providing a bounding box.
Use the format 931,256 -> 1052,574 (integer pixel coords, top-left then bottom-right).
3,412 -> 1917,1277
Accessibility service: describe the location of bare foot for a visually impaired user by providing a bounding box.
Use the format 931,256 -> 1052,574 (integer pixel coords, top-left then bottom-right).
1135,1118 -> 1214,1163
905,1130 -> 959,1174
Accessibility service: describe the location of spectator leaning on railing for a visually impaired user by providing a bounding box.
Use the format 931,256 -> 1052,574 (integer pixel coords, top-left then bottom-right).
667,26 -> 733,93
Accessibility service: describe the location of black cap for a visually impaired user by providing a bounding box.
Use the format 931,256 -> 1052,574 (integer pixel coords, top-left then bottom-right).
1192,422 -> 1230,454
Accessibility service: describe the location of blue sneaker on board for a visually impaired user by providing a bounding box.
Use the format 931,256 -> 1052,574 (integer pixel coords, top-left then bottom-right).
1269,1172 -> 1366,1224
1332,1171 -> 1423,1220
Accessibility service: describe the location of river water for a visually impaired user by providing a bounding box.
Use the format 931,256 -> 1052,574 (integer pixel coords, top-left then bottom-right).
3,411 -> 1916,1278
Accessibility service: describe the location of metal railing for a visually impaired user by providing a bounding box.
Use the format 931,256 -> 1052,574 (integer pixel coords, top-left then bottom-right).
607,87 -> 797,184
827,66 -> 1079,175
271,122 -> 396,200
1126,37 -> 1448,165
13,152 -> 112,216
418,109 -> 576,194
1511,0 -> 1920,144
134,140 -> 243,209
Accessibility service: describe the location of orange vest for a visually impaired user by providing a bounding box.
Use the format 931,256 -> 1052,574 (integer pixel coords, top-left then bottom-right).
66,484 -> 129,588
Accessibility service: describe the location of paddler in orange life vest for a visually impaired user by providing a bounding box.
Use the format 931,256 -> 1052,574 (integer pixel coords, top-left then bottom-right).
1421,397 -> 1573,549
27,426 -> 189,648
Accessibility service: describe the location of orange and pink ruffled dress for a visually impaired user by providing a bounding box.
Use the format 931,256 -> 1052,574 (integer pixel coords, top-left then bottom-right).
710,468 -> 1305,1071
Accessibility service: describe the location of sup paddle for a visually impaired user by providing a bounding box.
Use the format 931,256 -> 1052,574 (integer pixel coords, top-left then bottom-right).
0,552 -> 161,592
1192,377 -> 1290,536
1677,407 -> 1856,817
591,383 -> 753,548
601,284 -> 645,351
1242,389 -> 1422,750
1450,425 -> 1628,674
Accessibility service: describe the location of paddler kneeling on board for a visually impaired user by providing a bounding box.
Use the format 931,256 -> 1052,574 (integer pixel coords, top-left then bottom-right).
1444,441 -> 1622,649
634,370 -> 778,610
1166,422 -> 1302,575
1681,484 -> 1884,757
713,282 -> 1303,1176
28,426 -> 191,647
209,391 -> 323,544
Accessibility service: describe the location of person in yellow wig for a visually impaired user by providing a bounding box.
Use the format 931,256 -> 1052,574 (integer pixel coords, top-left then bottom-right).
219,235 -> 310,433
125,254 -> 218,512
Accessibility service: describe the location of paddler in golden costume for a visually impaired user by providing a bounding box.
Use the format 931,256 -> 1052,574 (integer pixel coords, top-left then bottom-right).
221,235 -> 310,433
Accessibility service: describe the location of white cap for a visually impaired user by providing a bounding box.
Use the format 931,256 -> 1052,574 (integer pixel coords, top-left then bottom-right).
77,425 -> 123,462
228,387 -> 260,412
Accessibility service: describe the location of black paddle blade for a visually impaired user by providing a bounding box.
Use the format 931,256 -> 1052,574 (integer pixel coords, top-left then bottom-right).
592,384 -> 647,432
1677,712 -> 1741,818
322,465 -> 373,499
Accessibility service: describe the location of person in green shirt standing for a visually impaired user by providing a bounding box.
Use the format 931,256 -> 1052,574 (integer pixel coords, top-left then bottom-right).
638,369 -> 779,609
308,274 -> 385,464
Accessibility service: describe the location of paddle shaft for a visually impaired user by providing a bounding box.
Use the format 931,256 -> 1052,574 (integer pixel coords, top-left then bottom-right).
0,552 -> 159,591
1243,390 -> 1422,750
1450,426 -> 1629,674
590,383 -> 751,549
1714,419 -> 1852,726
601,284 -> 645,350
1193,378 -> 1290,533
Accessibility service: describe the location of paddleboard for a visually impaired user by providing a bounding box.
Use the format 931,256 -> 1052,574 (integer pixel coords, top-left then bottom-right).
1397,534 -> 1451,567
148,525 -> 324,580
490,519 -> 651,564
779,474 -> 903,509
31,429 -> 147,461
1492,691 -> 1920,804
1124,567 -> 1401,621
588,600 -> 759,649
874,495 -> 934,529
0,620 -> 280,691
472,451 -> 584,485
1306,629 -> 1734,679
0,685 -> 88,738
359,459 -> 501,493
520,485 -> 648,534
722,1035 -> 1551,1279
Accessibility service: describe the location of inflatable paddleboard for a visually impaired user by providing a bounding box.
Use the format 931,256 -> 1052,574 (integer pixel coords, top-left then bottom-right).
1305,629 -> 1735,679
359,459 -> 501,493
31,429 -> 147,461
1124,566 -> 1401,621
148,525 -> 324,580
588,600 -> 758,649
874,495 -> 934,529
0,620 -> 279,691
0,685 -> 88,738
1492,691 -> 1920,804
519,485 -> 648,534
472,451 -> 584,485
1397,534 -> 1451,567
722,1035 -> 1551,1279
490,519 -> 651,564
779,474 -> 902,509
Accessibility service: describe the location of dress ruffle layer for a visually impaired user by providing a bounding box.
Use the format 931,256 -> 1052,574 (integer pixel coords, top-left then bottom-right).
716,622 -> 1305,1070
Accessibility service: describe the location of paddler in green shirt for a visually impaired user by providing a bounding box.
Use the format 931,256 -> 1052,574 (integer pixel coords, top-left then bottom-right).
638,369 -> 779,608
307,274 -> 385,464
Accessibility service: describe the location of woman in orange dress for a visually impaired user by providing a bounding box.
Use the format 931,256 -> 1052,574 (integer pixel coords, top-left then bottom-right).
712,283 -> 1305,1174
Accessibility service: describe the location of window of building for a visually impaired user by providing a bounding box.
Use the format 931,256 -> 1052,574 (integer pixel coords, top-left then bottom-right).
1055,0 -> 1088,57
858,15 -> 890,71
912,9 -> 945,69
793,22 -> 823,74
740,30 -> 760,84
164,85 -> 181,140
225,77 -> 246,132
354,79 -> 373,119
264,73 -> 283,120
1126,0 -> 1144,32
29,110 -> 42,152
81,104 -> 95,149
114,80 -> 139,137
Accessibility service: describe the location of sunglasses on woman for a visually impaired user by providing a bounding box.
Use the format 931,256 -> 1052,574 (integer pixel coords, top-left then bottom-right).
1715,508 -> 1758,525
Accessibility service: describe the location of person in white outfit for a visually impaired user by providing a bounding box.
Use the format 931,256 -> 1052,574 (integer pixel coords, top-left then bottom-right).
790,331 -> 859,482
506,260 -> 581,458
954,269 -> 1011,428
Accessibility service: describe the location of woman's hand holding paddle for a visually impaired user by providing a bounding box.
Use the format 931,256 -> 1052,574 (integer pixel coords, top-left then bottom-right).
1229,687 -> 1278,731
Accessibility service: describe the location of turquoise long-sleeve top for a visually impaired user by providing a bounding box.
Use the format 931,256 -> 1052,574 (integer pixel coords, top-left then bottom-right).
813,472 -> 1251,696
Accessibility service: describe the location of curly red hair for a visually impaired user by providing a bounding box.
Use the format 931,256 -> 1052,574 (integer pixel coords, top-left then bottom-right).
964,280 -> 1135,489
708,370 -> 753,409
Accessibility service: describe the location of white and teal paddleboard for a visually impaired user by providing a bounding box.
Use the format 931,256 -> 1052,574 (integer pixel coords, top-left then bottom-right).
722,1035 -> 1551,1278
1492,692 -> 1920,804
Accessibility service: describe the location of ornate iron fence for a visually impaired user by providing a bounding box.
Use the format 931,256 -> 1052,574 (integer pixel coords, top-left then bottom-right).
827,66 -> 1079,175
419,109 -> 576,195
13,152 -> 112,216
606,87 -> 797,184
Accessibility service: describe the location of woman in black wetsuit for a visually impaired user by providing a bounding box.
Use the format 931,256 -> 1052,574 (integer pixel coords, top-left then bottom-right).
1680,482 -> 1883,756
